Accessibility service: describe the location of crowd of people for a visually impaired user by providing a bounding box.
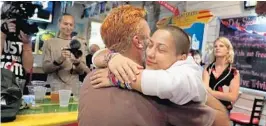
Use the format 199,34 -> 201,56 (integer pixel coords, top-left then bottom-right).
1,4 -> 241,126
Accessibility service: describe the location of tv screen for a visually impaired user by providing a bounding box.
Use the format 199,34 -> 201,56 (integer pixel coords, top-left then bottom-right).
244,1 -> 257,9
30,1 -> 54,23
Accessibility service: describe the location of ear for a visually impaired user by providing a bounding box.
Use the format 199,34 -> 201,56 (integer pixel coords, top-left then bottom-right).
176,54 -> 188,60
181,54 -> 188,60
132,35 -> 143,49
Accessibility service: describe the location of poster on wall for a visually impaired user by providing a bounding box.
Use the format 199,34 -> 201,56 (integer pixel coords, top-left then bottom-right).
157,10 -> 213,51
219,16 -> 266,92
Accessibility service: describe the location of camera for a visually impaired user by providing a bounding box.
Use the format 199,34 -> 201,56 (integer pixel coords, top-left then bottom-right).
1,2 -> 40,41
65,39 -> 83,59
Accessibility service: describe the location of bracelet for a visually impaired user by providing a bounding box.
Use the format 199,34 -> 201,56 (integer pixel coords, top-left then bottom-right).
108,71 -> 132,90
125,82 -> 132,90
53,60 -> 63,66
104,50 -> 118,66
108,71 -> 118,86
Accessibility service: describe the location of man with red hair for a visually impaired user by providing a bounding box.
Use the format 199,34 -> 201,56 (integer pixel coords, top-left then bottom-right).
79,5 -> 229,126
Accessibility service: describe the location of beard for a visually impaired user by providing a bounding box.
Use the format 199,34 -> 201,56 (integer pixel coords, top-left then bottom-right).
141,38 -> 149,68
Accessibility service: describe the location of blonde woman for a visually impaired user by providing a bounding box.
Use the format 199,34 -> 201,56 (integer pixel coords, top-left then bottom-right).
203,37 -> 240,113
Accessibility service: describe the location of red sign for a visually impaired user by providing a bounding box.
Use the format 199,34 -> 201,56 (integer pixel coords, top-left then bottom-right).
157,1 -> 179,16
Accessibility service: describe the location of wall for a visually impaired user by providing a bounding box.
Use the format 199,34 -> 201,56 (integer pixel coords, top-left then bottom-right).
186,1 -> 265,125
66,3 -> 89,41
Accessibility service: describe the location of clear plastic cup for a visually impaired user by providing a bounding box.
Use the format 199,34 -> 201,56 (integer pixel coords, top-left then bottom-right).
59,90 -> 72,107
34,86 -> 47,103
72,81 -> 82,102
26,85 -> 46,107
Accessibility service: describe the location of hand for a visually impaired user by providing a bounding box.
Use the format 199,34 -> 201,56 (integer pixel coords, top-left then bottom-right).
2,19 -> 16,33
90,68 -> 113,89
70,54 -> 81,64
57,48 -> 71,63
206,87 -> 213,94
108,53 -> 143,83
19,31 -> 31,44
1,19 -> 16,40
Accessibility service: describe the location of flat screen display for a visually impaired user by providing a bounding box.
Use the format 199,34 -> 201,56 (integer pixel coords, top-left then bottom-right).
30,1 -> 54,23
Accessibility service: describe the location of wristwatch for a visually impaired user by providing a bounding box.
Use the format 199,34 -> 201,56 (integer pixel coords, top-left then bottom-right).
53,60 -> 63,66
73,62 -> 80,66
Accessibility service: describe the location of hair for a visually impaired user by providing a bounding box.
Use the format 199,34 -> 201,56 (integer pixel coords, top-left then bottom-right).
190,49 -> 201,57
58,13 -> 73,22
159,25 -> 191,55
211,37 -> 235,64
100,5 -> 146,53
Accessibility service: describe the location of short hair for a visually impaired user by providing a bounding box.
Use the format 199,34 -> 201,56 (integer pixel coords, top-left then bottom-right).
159,25 -> 190,55
190,49 -> 201,57
211,37 -> 235,64
100,5 -> 146,53
58,13 -> 74,22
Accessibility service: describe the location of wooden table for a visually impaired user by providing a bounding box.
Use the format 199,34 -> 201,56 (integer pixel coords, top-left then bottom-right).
1,97 -> 78,126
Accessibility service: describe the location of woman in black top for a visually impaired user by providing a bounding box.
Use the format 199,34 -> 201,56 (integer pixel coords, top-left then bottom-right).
203,37 -> 240,113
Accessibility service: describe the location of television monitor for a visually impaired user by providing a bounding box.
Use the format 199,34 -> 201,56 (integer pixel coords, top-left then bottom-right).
244,1 -> 257,9
30,1 -> 54,23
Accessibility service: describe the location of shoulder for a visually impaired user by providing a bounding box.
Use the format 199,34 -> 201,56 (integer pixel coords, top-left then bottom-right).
44,38 -> 57,45
206,63 -> 214,70
231,67 -> 239,76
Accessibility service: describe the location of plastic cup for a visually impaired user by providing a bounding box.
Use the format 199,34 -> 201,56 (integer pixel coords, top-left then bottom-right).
34,86 -> 47,104
51,84 -> 61,103
59,90 -> 71,107
72,82 -> 82,102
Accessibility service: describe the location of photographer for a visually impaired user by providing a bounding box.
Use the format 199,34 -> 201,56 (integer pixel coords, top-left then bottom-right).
42,13 -> 87,93
1,19 -> 34,91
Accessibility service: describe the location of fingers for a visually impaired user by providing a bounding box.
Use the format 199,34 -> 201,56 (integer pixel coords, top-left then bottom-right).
90,78 -> 102,85
123,63 -> 136,81
7,23 -> 16,32
93,82 -> 108,89
90,70 -> 102,81
20,31 -> 27,36
129,62 -> 141,75
61,49 -> 71,58
7,19 -> 16,23
111,69 -> 124,83
117,66 -> 130,83
89,73 -> 98,81
19,31 -> 29,40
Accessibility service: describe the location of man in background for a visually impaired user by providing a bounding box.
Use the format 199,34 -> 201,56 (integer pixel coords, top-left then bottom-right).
86,44 -> 100,68
42,13 -> 87,93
